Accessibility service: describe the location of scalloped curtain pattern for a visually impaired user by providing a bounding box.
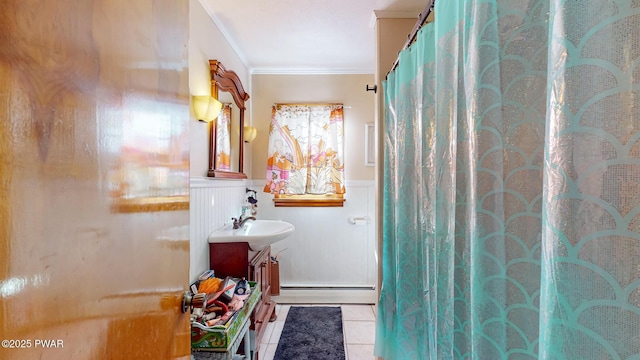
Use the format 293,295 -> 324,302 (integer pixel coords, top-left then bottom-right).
264,104 -> 345,195
375,0 -> 640,359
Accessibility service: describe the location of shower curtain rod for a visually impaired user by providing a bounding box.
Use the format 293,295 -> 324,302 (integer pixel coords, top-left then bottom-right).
387,0 -> 435,77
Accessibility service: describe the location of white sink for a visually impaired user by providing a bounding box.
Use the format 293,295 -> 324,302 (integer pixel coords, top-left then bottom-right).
208,219 -> 295,250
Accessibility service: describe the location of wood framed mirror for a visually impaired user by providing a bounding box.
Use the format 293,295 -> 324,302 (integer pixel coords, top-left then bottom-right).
207,59 -> 249,179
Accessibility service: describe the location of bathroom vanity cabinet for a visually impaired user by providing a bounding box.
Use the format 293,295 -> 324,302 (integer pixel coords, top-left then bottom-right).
209,243 -> 277,350
248,246 -> 277,345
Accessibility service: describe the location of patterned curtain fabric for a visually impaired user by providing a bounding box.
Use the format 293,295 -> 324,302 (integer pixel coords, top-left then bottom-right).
214,103 -> 232,170
264,104 -> 345,195
375,0 -> 640,359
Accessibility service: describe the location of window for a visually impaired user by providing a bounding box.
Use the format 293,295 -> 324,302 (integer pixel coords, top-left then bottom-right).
264,104 -> 345,207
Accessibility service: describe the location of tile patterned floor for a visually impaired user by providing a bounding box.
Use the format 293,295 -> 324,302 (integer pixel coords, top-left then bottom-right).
258,304 -> 377,360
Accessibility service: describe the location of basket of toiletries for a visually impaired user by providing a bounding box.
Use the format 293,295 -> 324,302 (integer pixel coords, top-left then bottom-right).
189,274 -> 260,351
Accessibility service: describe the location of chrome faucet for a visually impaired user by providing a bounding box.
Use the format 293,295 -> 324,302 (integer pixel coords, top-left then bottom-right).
232,216 -> 256,229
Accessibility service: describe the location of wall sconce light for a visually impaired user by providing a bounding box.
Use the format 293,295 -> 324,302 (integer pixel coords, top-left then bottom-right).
193,96 -> 223,123
243,126 -> 258,143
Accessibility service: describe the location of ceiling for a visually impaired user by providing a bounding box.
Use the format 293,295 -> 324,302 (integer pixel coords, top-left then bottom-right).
200,0 -> 428,74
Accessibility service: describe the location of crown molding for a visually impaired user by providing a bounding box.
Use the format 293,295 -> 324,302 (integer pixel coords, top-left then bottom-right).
251,67 -> 374,75
198,0 -> 250,69
369,10 -> 420,28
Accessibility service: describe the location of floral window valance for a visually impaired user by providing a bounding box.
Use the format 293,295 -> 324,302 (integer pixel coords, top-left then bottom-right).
264,104 -> 345,196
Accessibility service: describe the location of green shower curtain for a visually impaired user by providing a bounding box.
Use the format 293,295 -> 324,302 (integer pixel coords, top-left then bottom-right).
376,0 -> 640,359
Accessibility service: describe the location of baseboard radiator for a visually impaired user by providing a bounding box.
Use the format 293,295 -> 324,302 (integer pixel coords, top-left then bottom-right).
275,284 -> 377,304
281,285 -> 375,291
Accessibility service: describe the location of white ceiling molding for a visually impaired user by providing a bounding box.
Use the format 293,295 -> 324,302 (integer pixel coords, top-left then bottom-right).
369,10 -> 420,28
251,67 -> 374,75
198,0 -> 249,69
373,10 -> 420,18
202,0 -> 425,74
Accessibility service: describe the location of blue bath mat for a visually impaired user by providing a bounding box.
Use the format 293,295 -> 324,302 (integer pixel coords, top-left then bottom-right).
274,306 -> 346,360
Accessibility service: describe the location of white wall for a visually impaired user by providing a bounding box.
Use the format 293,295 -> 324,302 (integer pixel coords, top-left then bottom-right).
189,0 -> 251,178
189,179 -> 249,281
253,180 -> 377,304
188,0 -> 252,281
249,74 -> 377,303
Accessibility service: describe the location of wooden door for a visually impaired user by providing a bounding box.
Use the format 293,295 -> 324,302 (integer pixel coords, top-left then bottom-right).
0,1 -> 191,359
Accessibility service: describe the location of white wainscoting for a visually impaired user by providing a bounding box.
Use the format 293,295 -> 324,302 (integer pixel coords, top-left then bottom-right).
190,178 -> 377,303
189,177 -> 249,281
251,179 -> 377,304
